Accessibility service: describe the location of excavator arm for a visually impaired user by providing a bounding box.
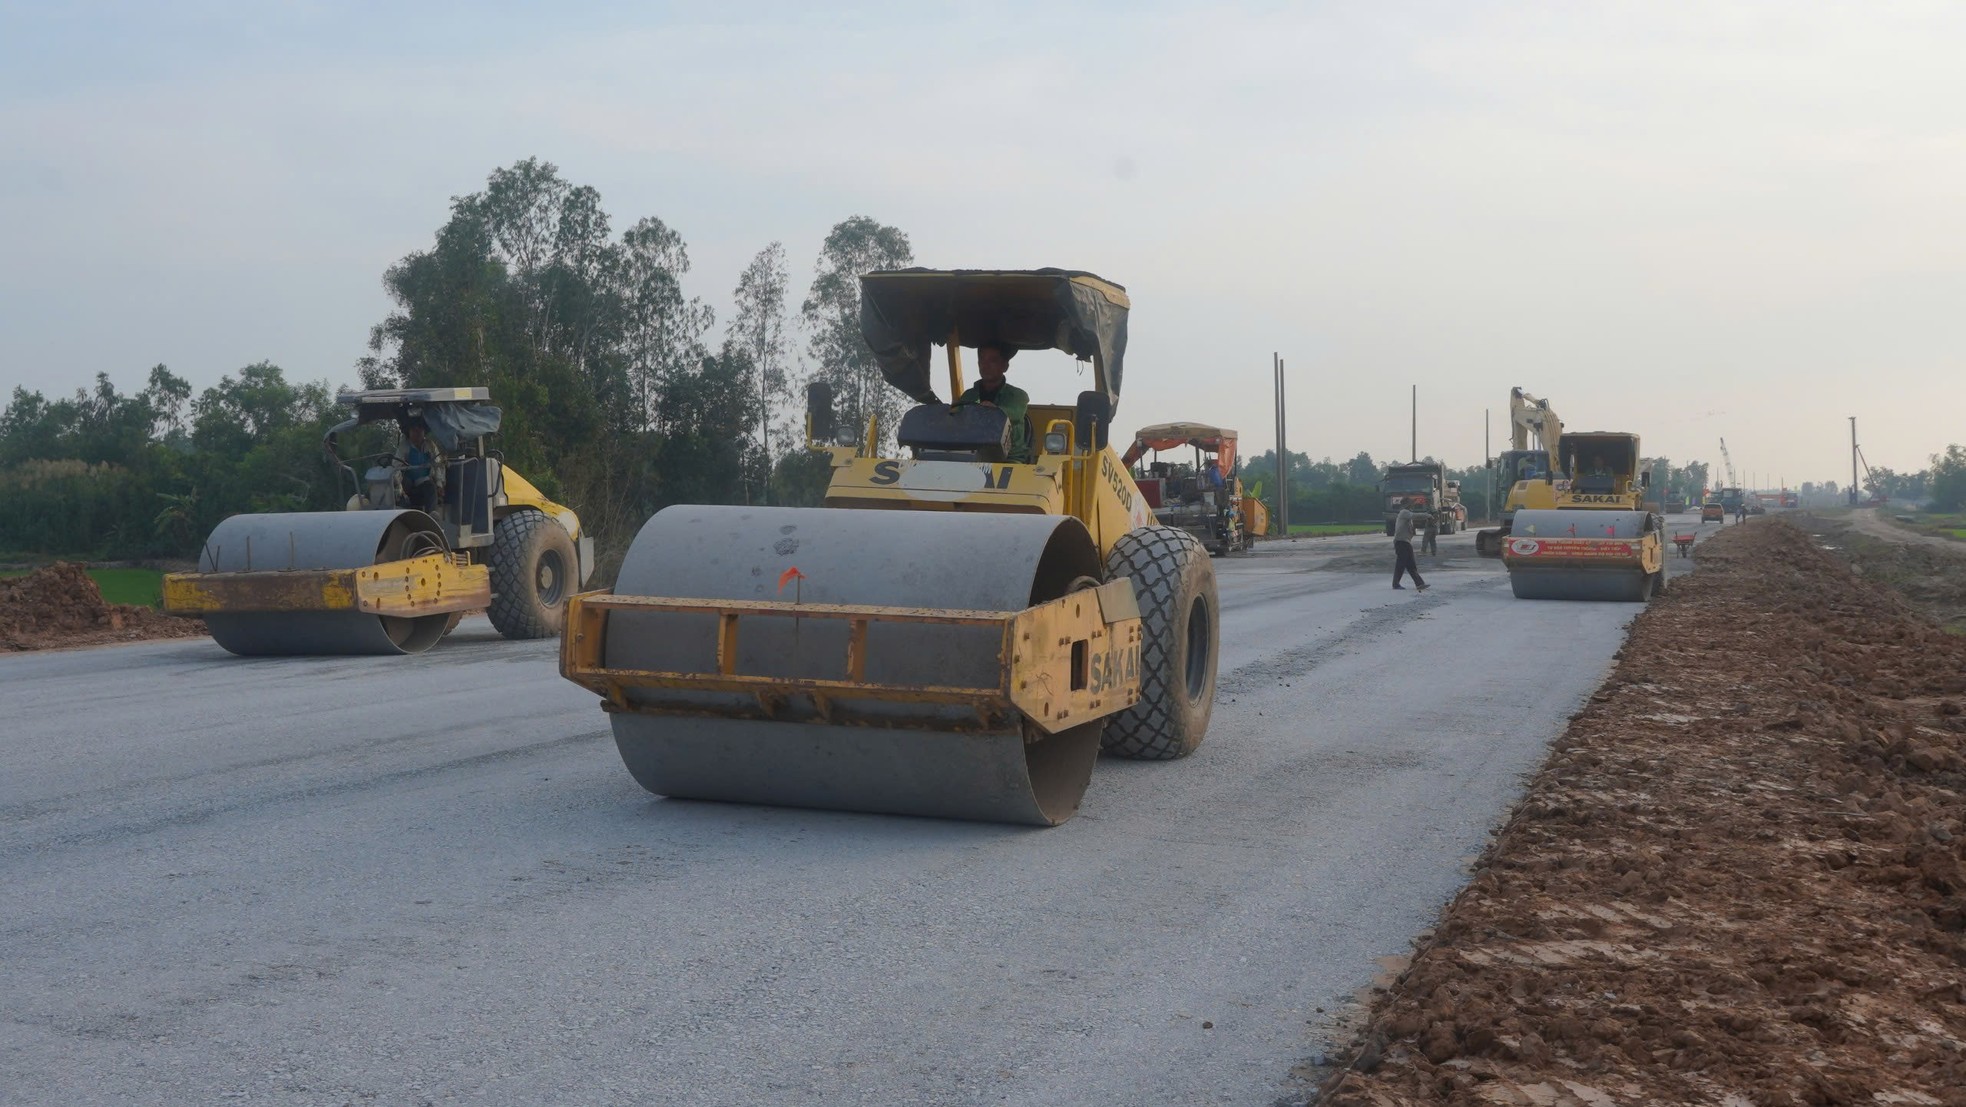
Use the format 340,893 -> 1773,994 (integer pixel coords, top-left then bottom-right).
1509,388 -> 1562,458
1476,388 -> 1564,558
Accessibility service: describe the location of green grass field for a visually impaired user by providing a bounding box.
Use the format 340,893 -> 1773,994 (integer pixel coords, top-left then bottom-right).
0,567 -> 166,607
1883,508 -> 1966,544
1285,523 -> 1385,537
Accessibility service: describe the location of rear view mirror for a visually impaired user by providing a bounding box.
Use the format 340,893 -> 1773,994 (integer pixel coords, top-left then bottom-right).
806,382 -> 838,444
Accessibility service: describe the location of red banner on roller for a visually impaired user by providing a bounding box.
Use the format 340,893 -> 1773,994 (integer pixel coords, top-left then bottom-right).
1506,538 -> 1635,560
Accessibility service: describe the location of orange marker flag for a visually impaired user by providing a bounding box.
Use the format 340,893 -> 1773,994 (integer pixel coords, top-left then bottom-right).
776,566 -> 806,594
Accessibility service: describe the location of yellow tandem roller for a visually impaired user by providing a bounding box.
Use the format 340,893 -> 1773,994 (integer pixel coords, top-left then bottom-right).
561,505 -> 1145,826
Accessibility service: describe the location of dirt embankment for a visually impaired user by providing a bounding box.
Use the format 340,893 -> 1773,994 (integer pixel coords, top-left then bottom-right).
1320,519 -> 1966,1106
1792,510 -> 1966,633
0,563 -> 205,651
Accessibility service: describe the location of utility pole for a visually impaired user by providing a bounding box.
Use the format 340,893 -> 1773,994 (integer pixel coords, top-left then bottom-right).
1849,417 -> 1860,505
1410,385 -> 1417,462
1273,353 -> 1289,535
1484,408 -> 1492,524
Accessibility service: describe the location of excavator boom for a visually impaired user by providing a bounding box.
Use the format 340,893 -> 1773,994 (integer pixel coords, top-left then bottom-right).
1475,388 -> 1565,557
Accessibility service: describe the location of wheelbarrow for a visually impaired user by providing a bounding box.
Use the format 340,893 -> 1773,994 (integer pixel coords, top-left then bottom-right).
1673,532 -> 1696,558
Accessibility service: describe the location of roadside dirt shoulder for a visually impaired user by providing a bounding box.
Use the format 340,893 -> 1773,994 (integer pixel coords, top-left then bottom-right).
1319,519 -> 1966,1106
1841,507 -> 1966,557
0,562 -> 204,650
1793,511 -> 1966,632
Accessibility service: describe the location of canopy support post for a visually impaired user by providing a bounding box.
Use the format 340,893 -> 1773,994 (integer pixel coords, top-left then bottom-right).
945,327 -> 965,403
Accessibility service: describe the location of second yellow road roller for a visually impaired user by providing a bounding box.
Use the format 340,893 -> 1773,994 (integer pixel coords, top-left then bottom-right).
559,268 -> 1220,825
163,388 -> 594,654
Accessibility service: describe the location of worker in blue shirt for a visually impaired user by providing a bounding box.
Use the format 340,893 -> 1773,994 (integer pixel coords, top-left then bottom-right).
393,416 -> 445,512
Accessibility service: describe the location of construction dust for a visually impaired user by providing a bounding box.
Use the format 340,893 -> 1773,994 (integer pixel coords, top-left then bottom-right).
1320,519 -> 1966,1106
0,562 -> 204,651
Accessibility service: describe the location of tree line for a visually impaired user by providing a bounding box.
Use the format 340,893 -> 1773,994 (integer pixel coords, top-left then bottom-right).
8,156 -> 1961,565
0,158 -> 914,567
1845,451 -> 1966,509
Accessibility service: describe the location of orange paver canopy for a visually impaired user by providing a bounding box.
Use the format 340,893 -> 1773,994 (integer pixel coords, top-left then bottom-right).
1127,422 -> 1237,474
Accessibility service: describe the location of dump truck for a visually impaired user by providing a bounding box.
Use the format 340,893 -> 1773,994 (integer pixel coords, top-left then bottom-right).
1380,462 -> 1454,536
1475,388 -> 1563,557
558,268 -> 1219,826
1500,430 -> 1668,602
163,388 -> 593,654
1122,422 -> 1252,555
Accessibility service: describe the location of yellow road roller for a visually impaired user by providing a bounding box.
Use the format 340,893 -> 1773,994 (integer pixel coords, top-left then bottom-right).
1501,430 -> 1667,602
559,268 -> 1220,825
163,388 -> 593,654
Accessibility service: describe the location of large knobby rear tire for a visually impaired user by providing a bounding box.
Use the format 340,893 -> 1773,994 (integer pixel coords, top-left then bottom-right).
1102,526 -> 1219,760
488,509 -> 577,640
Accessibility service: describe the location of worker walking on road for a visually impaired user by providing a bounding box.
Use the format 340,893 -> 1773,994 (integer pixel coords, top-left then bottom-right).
1421,511 -> 1439,557
1392,507 -> 1429,592
1734,503 -> 1748,525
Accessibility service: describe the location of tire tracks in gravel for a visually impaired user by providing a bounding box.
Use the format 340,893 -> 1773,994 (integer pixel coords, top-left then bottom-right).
1217,575 -> 1506,699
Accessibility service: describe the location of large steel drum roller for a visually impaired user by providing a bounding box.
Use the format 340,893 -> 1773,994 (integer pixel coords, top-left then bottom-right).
601,506 -> 1112,825
197,510 -> 457,655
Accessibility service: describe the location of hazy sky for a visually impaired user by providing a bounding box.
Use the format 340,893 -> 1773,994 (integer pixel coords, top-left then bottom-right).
3,1 -> 1961,486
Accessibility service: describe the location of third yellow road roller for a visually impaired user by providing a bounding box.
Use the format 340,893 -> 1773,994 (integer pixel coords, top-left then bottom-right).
1500,430 -> 1668,602
559,268 -> 1220,825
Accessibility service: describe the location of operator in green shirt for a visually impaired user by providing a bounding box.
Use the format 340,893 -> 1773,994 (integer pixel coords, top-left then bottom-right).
953,341 -> 1034,463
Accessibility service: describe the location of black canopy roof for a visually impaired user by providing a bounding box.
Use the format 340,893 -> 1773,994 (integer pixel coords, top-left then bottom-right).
859,269 -> 1130,413
333,388 -> 502,452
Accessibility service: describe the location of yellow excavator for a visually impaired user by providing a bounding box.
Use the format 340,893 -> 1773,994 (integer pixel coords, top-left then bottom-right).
1475,387 -> 1563,558
558,268 -> 1220,826
163,388 -> 593,654
1500,430 -> 1667,602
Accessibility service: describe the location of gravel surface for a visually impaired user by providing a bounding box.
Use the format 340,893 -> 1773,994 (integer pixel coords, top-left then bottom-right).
0,524 -> 1702,1106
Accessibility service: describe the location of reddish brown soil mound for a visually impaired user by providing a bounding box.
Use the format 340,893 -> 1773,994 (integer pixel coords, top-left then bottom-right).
0,563 -> 204,651
1323,519 -> 1966,1106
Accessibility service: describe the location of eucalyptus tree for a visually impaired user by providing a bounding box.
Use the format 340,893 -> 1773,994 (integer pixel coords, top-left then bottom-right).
728,242 -> 789,498
800,217 -> 913,450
